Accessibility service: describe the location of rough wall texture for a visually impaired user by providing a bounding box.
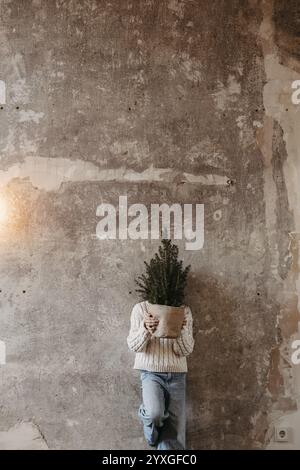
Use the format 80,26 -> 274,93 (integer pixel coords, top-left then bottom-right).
0,0 -> 299,449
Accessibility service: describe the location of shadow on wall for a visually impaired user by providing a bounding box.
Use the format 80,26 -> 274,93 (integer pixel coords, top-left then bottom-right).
273,0 -> 300,63
185,272 -> 275,450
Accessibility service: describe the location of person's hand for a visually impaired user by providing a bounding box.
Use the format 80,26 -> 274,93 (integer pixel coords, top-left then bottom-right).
144,311 -> 159,335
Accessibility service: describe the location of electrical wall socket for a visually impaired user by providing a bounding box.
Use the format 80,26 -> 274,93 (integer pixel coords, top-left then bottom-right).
274,427 -> 290,443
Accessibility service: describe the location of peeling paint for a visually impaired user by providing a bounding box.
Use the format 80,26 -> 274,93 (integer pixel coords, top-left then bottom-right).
18,110 -> 45,124
0,80 -> 6,104
213,75 -> 241,111
0,340 -> 5,364
259,0 -> 300,450
0,156 -> 229,191
0,0 -> 295,451
0,422 -> 48,450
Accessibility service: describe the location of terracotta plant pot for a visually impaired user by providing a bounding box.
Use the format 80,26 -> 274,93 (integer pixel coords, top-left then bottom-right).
146,302 -> 185,338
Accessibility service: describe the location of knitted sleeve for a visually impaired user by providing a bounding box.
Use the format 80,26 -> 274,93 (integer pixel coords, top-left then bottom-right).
172,306 -> 195,356
127,303 -> 151,353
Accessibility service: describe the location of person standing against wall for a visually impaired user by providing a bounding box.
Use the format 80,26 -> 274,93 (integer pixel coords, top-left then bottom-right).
127,301 -> 195,450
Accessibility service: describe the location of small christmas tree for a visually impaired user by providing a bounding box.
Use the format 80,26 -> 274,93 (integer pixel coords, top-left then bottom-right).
135,239 -> 191,307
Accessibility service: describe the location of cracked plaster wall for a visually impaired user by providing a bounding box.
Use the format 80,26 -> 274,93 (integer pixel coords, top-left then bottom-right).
0,0 -> 299,449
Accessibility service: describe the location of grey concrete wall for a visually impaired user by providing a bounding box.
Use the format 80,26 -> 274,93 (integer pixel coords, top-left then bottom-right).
0,0 -> 299,449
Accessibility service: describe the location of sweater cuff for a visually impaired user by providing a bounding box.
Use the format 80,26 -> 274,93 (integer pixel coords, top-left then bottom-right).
139,321 -> 151,340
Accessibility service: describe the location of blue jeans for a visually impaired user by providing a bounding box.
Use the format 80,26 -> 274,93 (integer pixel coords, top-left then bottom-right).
138,370 -> 186,450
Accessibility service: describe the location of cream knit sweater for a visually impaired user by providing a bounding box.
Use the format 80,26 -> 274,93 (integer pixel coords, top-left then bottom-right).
127,301 -> 194,373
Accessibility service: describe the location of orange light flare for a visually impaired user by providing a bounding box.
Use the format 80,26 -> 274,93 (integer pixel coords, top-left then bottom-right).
0,192 -> 16,234
0,196 -> 8,226
0,189 -> 31,239
0,186 -> 32,237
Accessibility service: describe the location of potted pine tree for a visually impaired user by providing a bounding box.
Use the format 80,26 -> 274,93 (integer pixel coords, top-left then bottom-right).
135,239 -> 191,338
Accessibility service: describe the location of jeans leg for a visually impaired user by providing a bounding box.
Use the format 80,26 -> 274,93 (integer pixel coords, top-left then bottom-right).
156,373 -> 186,450
138,371 -> 169,446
